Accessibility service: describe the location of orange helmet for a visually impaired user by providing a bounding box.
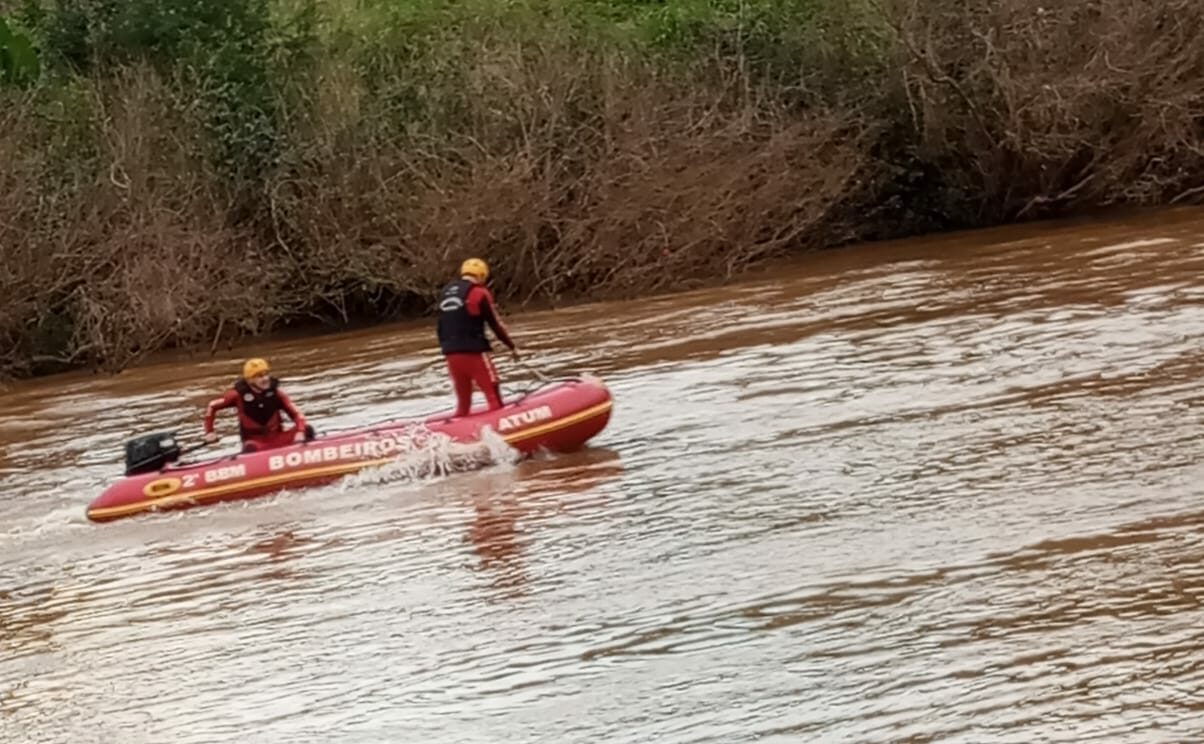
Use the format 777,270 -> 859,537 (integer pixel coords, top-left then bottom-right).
242,358 -> 270,380
460,257 -> 489,283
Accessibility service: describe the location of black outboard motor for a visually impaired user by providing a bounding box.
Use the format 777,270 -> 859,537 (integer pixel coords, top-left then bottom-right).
124,431 -> 183,476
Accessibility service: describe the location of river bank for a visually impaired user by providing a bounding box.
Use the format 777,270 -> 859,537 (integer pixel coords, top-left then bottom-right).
3,0 -> 1203,380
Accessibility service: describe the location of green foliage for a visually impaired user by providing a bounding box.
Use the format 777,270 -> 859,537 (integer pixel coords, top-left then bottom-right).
14,0 -> 887,175
21,0 -> 317,182
0,14 -> 41,86
571,0 -> 889,94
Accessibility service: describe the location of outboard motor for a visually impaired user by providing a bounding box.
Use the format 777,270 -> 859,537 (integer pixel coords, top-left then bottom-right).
124,431 -> 183,476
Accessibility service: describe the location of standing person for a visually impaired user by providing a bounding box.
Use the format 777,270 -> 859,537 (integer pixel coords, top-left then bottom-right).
437,258 -> 521,417
204,358 -> 314,452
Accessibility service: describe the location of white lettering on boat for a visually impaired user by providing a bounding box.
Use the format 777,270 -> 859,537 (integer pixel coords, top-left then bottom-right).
266,433 -> 413,472
497,406 -> 555,432
204,464 -> 246,484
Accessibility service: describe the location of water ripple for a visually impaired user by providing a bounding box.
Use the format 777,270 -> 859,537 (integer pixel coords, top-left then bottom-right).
4,209 -> 1204,743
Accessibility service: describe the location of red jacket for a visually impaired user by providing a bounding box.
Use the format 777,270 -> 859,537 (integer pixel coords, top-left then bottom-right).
204,378 -> 307,440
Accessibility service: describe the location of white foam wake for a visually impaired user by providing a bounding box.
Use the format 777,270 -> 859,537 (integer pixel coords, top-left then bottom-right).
340,423 -> 521,488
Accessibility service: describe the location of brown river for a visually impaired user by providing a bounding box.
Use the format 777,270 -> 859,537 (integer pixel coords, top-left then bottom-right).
3,208 -> 1204,743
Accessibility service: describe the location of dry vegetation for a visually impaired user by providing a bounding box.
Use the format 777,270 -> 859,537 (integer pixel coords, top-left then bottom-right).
885,0 -> 1204,221
2,0 -> 1203,378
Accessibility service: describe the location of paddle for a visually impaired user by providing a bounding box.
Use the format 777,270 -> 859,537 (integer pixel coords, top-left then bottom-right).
170,440 -> 216,464
416,352 -> 552,383
399,352 -> 555,404
498,352 -> 558,401
514,356 -> 553,383
181,440 -> 215,456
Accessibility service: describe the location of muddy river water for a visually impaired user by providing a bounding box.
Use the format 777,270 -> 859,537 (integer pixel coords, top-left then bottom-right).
2,208 -> 1203,742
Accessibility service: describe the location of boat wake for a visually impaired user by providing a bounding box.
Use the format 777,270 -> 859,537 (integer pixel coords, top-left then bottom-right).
339,423 -> 522,489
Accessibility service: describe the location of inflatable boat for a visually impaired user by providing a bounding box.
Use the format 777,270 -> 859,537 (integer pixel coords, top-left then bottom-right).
86,375 -> 613,523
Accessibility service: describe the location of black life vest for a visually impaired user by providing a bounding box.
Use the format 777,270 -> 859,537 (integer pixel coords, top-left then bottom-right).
437,278 -> 490,354
233,377 -> 283,438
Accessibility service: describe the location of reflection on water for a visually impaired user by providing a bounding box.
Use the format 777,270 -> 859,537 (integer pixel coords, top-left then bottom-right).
469,493 -> 530,597
3,207 -> 1204,743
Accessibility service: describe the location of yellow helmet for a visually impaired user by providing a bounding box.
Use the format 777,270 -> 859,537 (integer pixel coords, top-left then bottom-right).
242,358 -> 270,380
460,257 -> 489,283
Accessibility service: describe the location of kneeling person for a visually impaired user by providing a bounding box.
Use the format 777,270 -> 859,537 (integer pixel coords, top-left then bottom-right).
204,358 -> 314,452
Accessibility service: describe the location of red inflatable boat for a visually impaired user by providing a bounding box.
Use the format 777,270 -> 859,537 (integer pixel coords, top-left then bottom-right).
86,375 -> 614,523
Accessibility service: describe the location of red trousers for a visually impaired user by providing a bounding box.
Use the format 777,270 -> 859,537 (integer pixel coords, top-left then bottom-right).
446,352 -> 503,416
242,429 -> 299,453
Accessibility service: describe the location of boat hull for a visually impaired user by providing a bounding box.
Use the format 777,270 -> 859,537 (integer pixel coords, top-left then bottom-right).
86,376 -> 613,523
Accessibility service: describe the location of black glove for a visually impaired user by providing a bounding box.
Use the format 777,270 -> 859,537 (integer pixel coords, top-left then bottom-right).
304,424 -> 316,441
